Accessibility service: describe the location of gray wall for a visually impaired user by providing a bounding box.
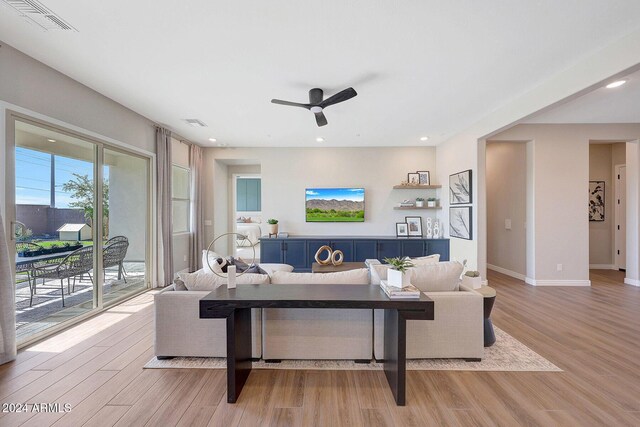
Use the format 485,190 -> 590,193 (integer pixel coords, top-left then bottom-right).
16,205 -> 85,238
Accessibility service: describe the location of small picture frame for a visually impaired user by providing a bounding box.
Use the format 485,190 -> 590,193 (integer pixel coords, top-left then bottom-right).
396,222 -> 409,237
405,216 -> 423,237
416,171 -> 430,185
407,173 -> 420,186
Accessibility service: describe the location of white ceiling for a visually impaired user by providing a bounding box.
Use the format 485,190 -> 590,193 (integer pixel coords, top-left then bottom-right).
1,1 -> 640,147
523,68 -> 640,124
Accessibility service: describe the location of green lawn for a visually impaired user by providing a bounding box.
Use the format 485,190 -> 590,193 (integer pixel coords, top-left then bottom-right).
306,211 -> 365,222
35,240 -> 93,249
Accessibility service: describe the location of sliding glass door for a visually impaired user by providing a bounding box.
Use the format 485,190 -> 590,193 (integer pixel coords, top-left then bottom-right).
7,115 -> 151,346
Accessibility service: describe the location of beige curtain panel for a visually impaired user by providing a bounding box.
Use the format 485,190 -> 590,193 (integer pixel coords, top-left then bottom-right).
189,143 -> 205,271
156,127 -> 174,287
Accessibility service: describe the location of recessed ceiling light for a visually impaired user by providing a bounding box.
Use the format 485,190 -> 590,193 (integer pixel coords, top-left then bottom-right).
606,80 -> 627,89
420,136 -> 429,141
208,138 -> 217,142
316,137 -> 324,142
47,139 -> 56,142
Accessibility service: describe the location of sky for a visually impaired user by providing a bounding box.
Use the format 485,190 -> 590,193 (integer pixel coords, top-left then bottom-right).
15,147 -> 106,207
305,188 -> 365,202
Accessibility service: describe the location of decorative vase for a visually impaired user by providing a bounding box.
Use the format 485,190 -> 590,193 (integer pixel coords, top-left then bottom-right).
387,268 -> 411,288
427,201 -> 436,208
416,200 -> 424,207
227,265 -> 237,289
268,224 -> 278,235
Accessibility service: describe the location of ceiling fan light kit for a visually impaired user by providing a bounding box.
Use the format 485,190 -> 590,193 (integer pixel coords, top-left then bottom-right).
271,87 -> 358,127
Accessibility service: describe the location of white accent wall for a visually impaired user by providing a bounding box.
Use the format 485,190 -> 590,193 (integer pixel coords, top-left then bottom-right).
203,147 -> 438,254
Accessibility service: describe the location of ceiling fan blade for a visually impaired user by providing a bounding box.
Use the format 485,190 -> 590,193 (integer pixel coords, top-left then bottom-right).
309,88 -> 324,105
315,111 -> 328,127
271,99 -> 311,109
319,87 -> 357,108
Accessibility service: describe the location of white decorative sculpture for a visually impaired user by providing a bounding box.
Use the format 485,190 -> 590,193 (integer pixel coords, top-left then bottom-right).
433,220 -> 440,238
227,265 -> 237,289
425,217 -> 433,238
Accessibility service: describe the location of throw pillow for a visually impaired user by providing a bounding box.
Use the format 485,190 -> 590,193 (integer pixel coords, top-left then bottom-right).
410,261 -> 463,292
179,269 -> 270,291
173,278 -> 188,291
411,254 -> 440,265
257,263 -> 294,276
202,250 -> 224,274
271,268 -> 369,285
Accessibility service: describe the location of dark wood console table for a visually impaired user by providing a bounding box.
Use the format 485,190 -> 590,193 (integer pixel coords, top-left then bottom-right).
200,284 -> 434,406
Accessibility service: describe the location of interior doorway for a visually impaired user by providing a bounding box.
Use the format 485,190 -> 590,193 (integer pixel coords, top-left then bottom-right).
230,166 -> 262,262
485,141 -> 527,281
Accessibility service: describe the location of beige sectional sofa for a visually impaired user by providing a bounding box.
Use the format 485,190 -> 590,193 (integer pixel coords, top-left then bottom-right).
154,257 -> 485,361
262,269 -> 372,360
370,261 -> 484,360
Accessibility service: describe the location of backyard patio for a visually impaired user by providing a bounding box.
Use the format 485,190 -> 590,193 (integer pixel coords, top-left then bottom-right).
15,261 -> 147,342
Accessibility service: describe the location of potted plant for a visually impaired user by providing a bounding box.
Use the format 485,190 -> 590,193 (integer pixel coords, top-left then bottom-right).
462,270 -> 482,289
427,197 -> 437,208
383,256 -> 415,288
415,197 -> 425,208
267,218 -> 279,235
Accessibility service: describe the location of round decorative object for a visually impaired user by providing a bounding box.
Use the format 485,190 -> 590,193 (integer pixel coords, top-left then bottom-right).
314,245 -> 333,265
426,217 -> 432,226
331,250 -> 344,266
205,232 -> 256,278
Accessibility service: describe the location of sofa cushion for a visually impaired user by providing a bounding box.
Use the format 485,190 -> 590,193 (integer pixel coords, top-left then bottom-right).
410,261 -> 463,292
179,269 -> 270,291
271,268 -> 369,285
257,263 -> 295,276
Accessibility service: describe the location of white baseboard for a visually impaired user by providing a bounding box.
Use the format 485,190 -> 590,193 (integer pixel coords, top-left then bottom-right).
624,278 -> 640,287
589,264 -> 616,270
487,264 -> 526,281
525,278 -> 591,286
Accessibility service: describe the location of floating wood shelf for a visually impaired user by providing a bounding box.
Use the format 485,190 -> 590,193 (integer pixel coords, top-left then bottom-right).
394,206 -> 442,210
393,185 -> 441,189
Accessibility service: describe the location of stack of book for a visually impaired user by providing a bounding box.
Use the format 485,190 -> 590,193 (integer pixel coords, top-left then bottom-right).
398,202 -> 415,207
380,280 -> 421,299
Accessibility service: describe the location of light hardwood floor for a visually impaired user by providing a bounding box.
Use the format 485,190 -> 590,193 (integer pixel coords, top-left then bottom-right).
1,270 -> 639,426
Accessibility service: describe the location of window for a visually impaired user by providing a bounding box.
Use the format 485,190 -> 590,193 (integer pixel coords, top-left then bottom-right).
172,165 -> 190,233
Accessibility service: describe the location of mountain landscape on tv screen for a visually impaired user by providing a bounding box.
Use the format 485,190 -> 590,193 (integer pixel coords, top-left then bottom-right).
305,188 -> 365,222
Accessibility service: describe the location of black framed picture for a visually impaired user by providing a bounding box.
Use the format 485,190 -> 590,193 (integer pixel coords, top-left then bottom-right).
396,222 -> 409,237
416,171 -> 430,185
407,173 -> 420,186
449,206 -> 472,240
405,216 -> 423,237
449,169 -> 472,204
589,181 -> 605,221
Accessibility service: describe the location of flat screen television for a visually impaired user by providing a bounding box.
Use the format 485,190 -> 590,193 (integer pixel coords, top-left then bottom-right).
305,188 -> 365,222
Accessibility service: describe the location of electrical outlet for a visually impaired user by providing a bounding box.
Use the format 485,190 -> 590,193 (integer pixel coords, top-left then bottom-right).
505,219 -> 512,230
557,264 -> 563,271
183,255 -> 188,262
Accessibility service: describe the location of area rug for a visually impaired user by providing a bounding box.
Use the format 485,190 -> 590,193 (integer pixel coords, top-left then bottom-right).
145,327 -> 562,372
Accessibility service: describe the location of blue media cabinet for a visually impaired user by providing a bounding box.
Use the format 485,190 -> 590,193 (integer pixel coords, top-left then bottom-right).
259,236 -> 450,271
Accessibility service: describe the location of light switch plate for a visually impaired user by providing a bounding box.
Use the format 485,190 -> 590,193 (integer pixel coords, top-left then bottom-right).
204,220 -> 212,226
505,219 -> 512,230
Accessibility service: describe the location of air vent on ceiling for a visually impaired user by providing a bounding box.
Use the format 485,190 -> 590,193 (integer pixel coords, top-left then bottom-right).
184,119 -> 208,128
2,0 -> 77,31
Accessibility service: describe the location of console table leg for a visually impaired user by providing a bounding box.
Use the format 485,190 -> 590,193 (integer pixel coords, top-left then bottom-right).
226,308 -> 252,403
383,308 -> 406,406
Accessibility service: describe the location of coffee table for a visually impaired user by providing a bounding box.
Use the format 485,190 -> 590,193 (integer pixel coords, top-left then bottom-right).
200,284 -> 434,406
311,261 -> 366,273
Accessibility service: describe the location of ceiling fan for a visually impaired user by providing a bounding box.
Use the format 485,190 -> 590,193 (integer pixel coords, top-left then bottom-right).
271,87 -> 358,127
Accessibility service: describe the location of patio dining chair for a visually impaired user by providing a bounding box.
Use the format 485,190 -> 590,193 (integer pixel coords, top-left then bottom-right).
103,238 -> 129,283
30,246 -> 94,307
